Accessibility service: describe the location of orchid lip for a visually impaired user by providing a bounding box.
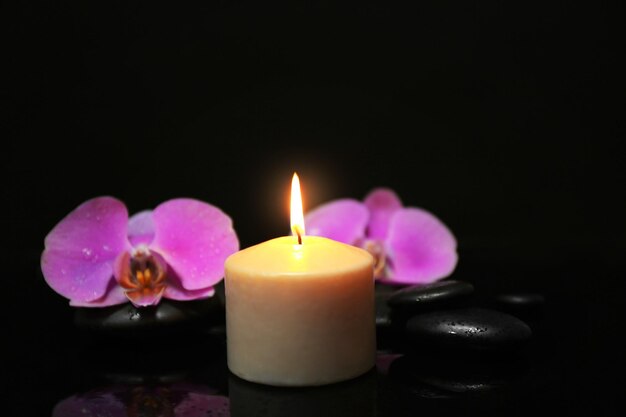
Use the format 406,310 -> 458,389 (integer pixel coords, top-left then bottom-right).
116,249 -> 168,307
131,244 -> 151,258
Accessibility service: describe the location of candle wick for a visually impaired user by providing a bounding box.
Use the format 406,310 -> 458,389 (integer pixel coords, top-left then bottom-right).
293,225 -> 303,245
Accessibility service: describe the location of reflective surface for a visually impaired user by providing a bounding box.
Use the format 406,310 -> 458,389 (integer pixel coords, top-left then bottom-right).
46,340 -> 539,417
7,271 -> 601,417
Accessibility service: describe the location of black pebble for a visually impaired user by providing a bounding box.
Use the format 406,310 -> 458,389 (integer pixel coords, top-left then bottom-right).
375,285 -> 405,345
375,285 -> 397,328
74,295 -> 224,336
405,308 -> 532,352
387,280 -> 474,313
491,293 -> 545,320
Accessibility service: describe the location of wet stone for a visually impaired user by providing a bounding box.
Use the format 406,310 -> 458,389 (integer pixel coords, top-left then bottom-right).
490,293 -> 545,320
74,295 -> 224,336
375,284 -> 405,346
387,280 -> 474,314
405,308 -> 532,352
375,285 -> 396,329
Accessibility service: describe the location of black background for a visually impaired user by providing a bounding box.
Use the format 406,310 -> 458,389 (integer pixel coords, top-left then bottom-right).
3,1 -> 624,415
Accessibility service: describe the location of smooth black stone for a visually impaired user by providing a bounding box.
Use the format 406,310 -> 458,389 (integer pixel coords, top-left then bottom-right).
405,308 -> 532,351
375,284 -> 396,328
387,280 -> 474,313
74,295 -> 224,335
375,285 -> 406,346
491,293 -> 545,319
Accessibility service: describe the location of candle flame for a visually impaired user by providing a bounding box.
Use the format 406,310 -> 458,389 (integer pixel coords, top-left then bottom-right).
290,172 -> 305,244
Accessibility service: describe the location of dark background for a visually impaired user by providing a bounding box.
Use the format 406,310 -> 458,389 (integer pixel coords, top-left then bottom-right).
3,1 -> 624,415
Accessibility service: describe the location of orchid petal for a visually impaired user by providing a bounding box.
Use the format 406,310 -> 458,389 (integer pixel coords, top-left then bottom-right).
164,285 -> 215,301
364,188 -> 403,240
164,270 -> 216,301
149,199 -> 239,291
69,282 -> 127,307
383,208 -> 458,284
304,199 -> 369,244
376,353 -> 403,375
128,210 -> 155,247
41,197 -> 130,304
174,394 -> 230,417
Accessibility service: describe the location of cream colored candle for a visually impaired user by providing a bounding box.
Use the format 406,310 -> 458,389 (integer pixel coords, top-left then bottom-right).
224,174 -> 376,386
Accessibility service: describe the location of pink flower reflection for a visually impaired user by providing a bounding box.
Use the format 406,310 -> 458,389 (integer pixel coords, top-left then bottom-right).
53,383 -> 230,417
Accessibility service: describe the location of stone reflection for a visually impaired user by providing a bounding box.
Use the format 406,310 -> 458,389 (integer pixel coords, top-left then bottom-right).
388,351 -> 529,395
228,371 -> 376,417
53,383 -> 230,417
371,351 -> 531,416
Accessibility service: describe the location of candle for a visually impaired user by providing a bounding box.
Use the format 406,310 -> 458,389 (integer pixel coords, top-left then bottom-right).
224,173 -> 376,386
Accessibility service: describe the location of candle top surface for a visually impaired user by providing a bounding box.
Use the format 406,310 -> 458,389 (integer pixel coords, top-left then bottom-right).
225,236 -> 374,277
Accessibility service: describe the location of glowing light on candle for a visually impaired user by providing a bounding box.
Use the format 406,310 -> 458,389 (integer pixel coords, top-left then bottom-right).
290,172 -> 305,245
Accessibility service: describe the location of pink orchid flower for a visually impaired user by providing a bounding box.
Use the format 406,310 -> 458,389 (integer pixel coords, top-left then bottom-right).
41,197 -> 239,307
305,188 -> 457,285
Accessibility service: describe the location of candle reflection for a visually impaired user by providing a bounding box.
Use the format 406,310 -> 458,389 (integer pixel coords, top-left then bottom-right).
228,370 -> 376,417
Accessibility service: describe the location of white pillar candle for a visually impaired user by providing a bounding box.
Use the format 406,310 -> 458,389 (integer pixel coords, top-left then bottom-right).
224,174 -> 376,386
